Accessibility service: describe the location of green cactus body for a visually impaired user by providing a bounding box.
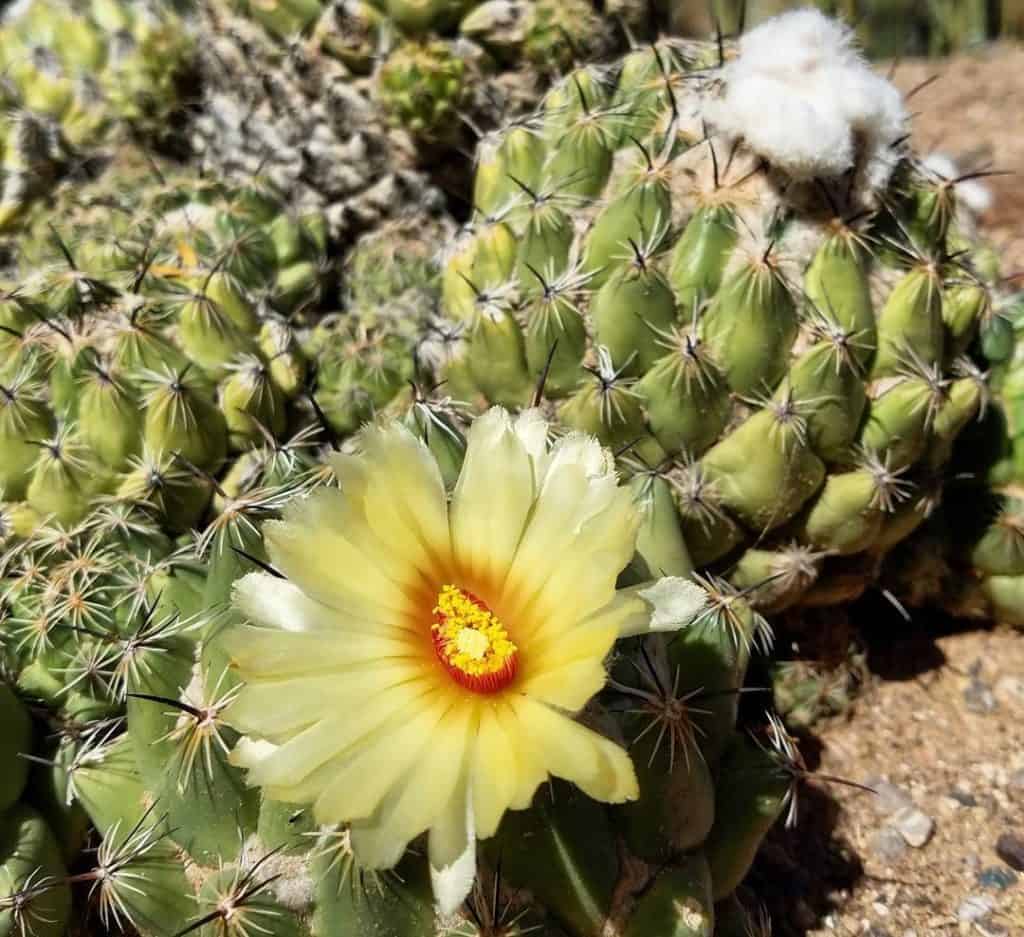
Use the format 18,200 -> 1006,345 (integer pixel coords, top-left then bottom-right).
704,734 -> 789,901
0,0 -> 193,230
0,806 -> 71,937
870,265 -> 944,379
623,855 -> 715,937
0,685 -> 31,813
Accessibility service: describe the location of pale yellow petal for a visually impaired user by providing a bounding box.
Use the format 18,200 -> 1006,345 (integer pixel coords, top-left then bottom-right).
350,702 -> 477,868
265,509 -> 413,619
574,590 -> 646,637
239,678 -> 436,787
347,811 -> 410,869
255,699 -> 451,806
513,409 -> 550,474
519,657 -> 608,711
509,486 -> 638,644
312,698 -> 453,824
523,619 -> 617,675
325,458 -> 427,586
615,578 -> 710,637
450,408 -> 535,586
224,626 -> 423,680
262,748 -> 366,804
335,420 -> 452,577
232,572 -> 415,639
225,662 -> 420,738
511,697 -> 638,803
579,578 -> 709,639
540,432 -> 615,487
274,484 -> 428,598
495,702 -> 549,810
228,736 -> 278,772
470,704 -> 517,838
500,443 -> 638,642
499,461 -> 596,617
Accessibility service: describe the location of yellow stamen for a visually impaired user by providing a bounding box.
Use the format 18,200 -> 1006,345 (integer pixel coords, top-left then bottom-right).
431,585 -> 518,690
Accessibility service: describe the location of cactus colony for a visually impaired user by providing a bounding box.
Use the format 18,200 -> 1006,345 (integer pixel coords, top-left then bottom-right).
0,3 -> 1022,937
0,0 -> 193,233
436,14 -> 996,619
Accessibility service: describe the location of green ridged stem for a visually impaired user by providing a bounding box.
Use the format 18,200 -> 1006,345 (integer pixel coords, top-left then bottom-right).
870,266 -> 944,379
700,260 -> 797,396
0,685 -> 31,812
700,408 -> 826,534
635,338 -> 732,457
466,312 -> 534,409
488,781 -> 619,937
858,376 -> 936,470
591,264 -> 677,376
622,854 -> 714,937
0,806 -> 71,937
668,204 -> 738,310
782,342 -> 867,464
796,469 -> 887,556
624,475 -> 694,583
804,229 -> 876,367
581,181 -> 671,286
704,734 -> 789,901
473,126 -> 546,217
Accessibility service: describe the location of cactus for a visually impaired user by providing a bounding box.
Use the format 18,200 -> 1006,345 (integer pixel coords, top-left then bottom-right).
0,153 -> 333,533
0,395 -> 821,936
852,156 -> 1024,631
375,39 -> 470,144
191,0 -> 449,242
196,0 -> 642,213
1,7 -> 1021,937
428,10 -> 997,626
885,284 -> 1024,628
0,0 -> 194,232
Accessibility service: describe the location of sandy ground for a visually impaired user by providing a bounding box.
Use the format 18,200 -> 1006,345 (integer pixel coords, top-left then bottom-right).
753,625 -> 1024,936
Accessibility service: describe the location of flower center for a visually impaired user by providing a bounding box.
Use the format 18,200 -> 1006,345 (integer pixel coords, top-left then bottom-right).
431,584 -> 518,694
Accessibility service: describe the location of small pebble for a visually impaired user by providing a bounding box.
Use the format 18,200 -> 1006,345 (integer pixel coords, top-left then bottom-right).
957,895 -> 994,923
994,675 -> 1024,707
949,788 -> 978,807
869,827 -> 908,862
892,806 -> 934,848
866,779 -> 914,816
995,832 -> 1024,871
964,678 -> 998,714
978,925 -> 1007,937
977,865 -> 1018,890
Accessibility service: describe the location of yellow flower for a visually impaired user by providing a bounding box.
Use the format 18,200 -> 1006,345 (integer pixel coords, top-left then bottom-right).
224,407 -> 707,912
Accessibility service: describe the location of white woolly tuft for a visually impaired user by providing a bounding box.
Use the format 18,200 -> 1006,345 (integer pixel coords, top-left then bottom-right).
240,836 -> 316,911
701,9 -> 908,184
